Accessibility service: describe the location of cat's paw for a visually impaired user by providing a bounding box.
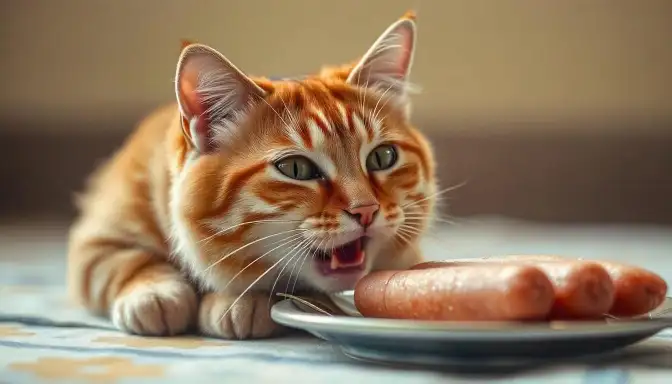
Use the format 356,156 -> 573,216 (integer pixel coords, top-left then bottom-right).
198,292 -> 281,339
111,280 -> 198,336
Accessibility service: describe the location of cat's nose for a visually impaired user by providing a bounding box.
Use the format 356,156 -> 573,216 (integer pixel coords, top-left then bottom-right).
344,204 -> 380,228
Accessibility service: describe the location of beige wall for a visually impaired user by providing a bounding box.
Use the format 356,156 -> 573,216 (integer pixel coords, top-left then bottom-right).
2,0 -> 671,132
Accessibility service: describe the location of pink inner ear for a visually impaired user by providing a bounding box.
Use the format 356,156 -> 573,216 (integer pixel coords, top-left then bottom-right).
179,76 -> 205,118
178,72 -> 216,151
398,29 -> 414,76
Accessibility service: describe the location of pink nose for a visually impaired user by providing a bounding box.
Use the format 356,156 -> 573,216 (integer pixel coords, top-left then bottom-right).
345,204 -> 380,227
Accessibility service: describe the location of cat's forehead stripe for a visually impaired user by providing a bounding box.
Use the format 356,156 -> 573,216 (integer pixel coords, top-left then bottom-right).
336,103 -> 349,133
306,118 -> 326,148
350,109 -> 368,141
308,108 -> 331,135
280,97 -> 384,149
295,121 -> 313,149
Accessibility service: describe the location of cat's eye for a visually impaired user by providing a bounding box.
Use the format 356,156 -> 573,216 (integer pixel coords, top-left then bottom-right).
275,156 -> 322,180
366,144 -> 398,171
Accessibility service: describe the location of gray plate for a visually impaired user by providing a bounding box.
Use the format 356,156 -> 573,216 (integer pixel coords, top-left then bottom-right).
271,291 -> 672,367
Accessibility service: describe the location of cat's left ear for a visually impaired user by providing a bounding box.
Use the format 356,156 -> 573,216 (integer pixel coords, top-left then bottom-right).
347,12 -> 417,114
175,44 -> 266,152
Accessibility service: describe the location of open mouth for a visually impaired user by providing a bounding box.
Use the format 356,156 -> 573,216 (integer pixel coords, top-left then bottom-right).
315,237 -> 367,274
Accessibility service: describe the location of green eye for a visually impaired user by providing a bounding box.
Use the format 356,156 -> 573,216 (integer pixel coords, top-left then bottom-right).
275,156 -> 322,180
366,144 -> 398,171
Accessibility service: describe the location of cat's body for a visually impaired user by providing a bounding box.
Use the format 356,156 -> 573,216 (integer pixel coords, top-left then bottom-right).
67,12 -> 437,339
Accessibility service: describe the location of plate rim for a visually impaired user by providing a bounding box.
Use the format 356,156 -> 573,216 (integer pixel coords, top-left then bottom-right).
271,298 -> 671,341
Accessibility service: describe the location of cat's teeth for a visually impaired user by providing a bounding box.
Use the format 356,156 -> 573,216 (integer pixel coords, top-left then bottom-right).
331,255 -> 339,270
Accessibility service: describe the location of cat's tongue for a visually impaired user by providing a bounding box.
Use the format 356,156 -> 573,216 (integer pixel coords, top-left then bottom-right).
329,238 -> 365,271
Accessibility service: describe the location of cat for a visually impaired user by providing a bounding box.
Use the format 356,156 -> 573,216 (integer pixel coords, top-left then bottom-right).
67,11 -> 437,340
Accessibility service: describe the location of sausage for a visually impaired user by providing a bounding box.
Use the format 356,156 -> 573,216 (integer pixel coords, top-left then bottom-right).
596,261 -> 668,317
414,255 -> 668,317
354,264 -> 555,321
412,258 -> 615,319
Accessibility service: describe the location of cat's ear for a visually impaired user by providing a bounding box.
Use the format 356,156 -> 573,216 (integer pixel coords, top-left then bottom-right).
346,12 -> 417,112
175,44 -> 266,152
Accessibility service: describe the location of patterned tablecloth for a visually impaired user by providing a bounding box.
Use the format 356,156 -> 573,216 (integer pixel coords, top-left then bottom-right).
1,218 -> 671,383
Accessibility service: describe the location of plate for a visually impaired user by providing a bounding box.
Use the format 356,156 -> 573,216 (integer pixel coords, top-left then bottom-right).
271,291 -> 672,367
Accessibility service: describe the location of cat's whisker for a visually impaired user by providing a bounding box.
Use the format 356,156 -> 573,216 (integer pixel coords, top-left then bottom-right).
199,219 -> 302,244
271,234 -> 313,294
398,223 -> 424,236
276,236 -> 325,302
394,228 -> 423,259
405,198 -> 448,212
403,196 -> 456,212
291,237 -> 321,294
219,233 -> 305,293
259,230 -> 306,250
398,219 -> 431,236
398,216 -> 445,236
308,237 -> 327,268
402,215 -> 432,219
204,228 -> 308,272
398,225 -> 425,238
402,181 -> 468,209
283,246 -> 306,294
400,217 -> 425,228
267,235 -> 315,309
396,227 -> 416,242
402,205 -> 452,218
220,250 -> 302,323
249,231 -> 311,289
404,216 -> 459,226
285,236 -> 319,295
391,230 -> 417,254
403,207 -> 466,227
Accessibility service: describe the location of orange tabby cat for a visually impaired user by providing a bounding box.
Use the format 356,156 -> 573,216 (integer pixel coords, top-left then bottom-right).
67,11 -> 437,339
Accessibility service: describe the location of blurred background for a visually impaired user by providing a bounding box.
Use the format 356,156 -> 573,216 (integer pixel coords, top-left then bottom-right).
1,0 -> 671,226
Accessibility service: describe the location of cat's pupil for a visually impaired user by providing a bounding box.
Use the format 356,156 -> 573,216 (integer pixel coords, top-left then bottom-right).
293,161 -> 299,178
366,145 -> 397,172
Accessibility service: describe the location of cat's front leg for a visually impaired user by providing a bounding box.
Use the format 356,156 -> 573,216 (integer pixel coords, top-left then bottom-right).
198,291 -> 283,339
108,260 -> 199,336
69,241 -> 199,336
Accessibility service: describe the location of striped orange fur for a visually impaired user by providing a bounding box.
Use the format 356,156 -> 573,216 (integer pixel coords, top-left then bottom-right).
67,11 -> 437,339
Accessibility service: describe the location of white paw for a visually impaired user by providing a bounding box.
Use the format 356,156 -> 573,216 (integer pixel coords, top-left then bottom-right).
198,292 -> 281,340
111,280 -> 198,336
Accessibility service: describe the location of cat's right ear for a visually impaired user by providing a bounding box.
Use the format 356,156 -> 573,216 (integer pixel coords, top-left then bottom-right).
175,44 -> 266,153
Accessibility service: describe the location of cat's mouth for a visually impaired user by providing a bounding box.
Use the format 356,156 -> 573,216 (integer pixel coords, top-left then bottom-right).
314,237 -> 367,274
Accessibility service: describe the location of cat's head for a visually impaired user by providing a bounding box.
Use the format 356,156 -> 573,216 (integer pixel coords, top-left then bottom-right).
170,12 -> 437,294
